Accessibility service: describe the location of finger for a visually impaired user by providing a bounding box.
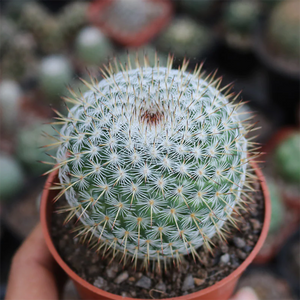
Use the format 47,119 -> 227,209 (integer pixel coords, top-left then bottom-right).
231,287 -> 259,300
5,223 -> 64,300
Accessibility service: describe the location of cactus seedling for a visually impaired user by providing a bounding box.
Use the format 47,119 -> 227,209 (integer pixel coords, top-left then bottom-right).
39,55 -> 73,100
0,153 -> 24,200
274,133 -> 300,184
156,18 -> 213,60
46,55 -> 258,269
0,80 -> 22,131
266,0 -> 300,60
75,27 -> 113,65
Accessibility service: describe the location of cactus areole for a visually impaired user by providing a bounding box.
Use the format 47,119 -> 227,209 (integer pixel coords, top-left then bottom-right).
49,56 -> 256,268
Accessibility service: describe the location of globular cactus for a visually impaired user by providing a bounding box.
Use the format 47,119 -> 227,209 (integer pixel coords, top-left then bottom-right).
0,80 -> 22,131
16,120 -> 57,176
266,178 -> 283,234
58,1 -> 88,42
39,55 -> 73,100
75,27 -> 113,65
181,0 -> 216,18
156,18 -> 213,60
274,133 -> 300,184
0,153 -> 24,200
47,55 -> 257,269
266,1 -> 300,60
224,1 -> 260,35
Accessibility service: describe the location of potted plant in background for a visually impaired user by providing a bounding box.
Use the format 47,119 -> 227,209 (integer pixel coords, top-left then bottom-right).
40,54 -> 270,300
254,0 -> 300,125
88,0 -> 173,47
216,0 -> 261,75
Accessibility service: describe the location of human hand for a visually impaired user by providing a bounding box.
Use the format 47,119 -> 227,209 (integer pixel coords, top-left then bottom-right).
231,287 -> 259,300
5,223 -> 66,300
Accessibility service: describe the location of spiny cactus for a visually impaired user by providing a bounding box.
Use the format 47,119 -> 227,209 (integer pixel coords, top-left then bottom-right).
156,18 -> 213,60
274,133 -> 300,184
0,80 -> 22,131
224,1 -> 260,35
0,153 -> 24,200
39,55 -> 73,100
181,0 -> 216,17
75,27 -> 113,65
266,178 -> 283,234
267,0 -> 300,60
46,55 -> 258,269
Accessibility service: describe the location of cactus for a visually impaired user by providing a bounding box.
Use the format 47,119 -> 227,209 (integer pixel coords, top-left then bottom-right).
47,55 -> 257,269
274,133 -> 300,184
266,178 -> 283,234
267,0 -> 300,59
0,153 -> 24,200
181,0 -> 216,17
16,120 -> 57,175
0,80 -> 22,131
58,1 -> 88,42
156,18 -> 213,60
39,55 -> 73,100
0,18 -> 16,54
75,27 -> 113,65
224,1 -> 260,35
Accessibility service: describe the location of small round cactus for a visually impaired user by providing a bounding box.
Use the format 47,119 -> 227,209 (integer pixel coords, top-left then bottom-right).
16,120 -> 57,175
0,153 -> 24,200
39,55 -> 73,100
48,55 -> 257,268
75,27 -> 113,65
0,80 -> 22,130
266,178 -> 283,234
274,133 -> 300,184
156,18 -> 213,60
266,0 -> 300,60
224,1 -> 260,35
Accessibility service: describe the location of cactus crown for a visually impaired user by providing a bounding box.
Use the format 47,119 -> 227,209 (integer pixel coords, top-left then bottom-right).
267,0 -> 300,59
46,55 -> 257,270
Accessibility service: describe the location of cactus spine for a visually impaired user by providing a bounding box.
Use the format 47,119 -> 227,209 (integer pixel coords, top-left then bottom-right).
47,55 -> 257,269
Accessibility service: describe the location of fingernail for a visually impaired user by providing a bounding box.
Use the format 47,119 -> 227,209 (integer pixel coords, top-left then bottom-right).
234,287 -> 259,300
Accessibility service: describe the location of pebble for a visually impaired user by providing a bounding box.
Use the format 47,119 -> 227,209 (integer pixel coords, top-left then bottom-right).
114,271 -> 129,284
237,249 -> 247,260
244,245 -> 253,253
233,237 -> 246,248
121,292 -> 130,297
93,276 -> 107,289
194,278 -> 205,286
181,274 -> 195,291
136,276 -> 152,289
220,253 -> 230,264
128,276 -> 136,282
155,281 -> 167,293
88,265 -> 99,276
105,262 -> 120,278
250,218 -> 261,231
220,243 -> 229,253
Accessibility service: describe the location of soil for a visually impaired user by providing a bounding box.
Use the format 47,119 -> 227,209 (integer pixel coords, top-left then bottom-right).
237,270 -> 295,300
51,182 -> 264,299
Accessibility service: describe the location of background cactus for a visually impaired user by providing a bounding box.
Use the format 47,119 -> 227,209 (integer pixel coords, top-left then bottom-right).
0,153 -> 24,200
0,80 -> 22,131
266,0 -> 300,60
156,18 -> 213,60
39,55 -> 73,100
274,133 -> 300,184
180,0 -> 217,18
47,56 -> 256,269
224,1 -> 260,35
16,120 -> 57,175
75,27 -> 113,65
266,178 -> 284,234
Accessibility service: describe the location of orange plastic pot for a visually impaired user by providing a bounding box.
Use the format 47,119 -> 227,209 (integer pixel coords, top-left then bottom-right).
40,162 -> 270,300
88,0 -> 173,47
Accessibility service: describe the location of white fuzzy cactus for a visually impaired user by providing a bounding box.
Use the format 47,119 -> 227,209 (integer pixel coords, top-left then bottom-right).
47,55 -> 257,270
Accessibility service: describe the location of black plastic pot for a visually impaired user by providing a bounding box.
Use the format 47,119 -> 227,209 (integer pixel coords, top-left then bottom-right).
254,22 -> 300,126
278,229 -> 300,299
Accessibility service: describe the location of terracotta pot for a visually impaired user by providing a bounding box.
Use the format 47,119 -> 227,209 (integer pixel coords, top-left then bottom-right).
40,162 -> 270,300
88,0 -> 173,47
261,128 -> 300,211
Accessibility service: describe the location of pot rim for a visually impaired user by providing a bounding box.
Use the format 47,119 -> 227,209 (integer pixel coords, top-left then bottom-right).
40,161 -> 271,300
